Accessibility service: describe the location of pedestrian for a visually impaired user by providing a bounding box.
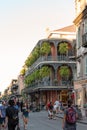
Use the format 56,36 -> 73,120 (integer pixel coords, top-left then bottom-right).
8,96 -> 20,130
5,99 -> 19,130
0,100 -> 7,130
62,99 -> 78,130
22,102 -> 30,130
14,97 -> 20,130
47,101 -> 53,119
53,103 -> 57,119
59,100 -> 63,113
54,98 -> 60,114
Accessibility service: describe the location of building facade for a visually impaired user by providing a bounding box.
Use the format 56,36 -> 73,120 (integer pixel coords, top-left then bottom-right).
23,25 -> 76,108
74,0 -> 87,109
17,74 -> 25,95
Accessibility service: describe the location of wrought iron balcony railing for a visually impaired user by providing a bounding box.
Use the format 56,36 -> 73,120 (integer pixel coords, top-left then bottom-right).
25,55 -> 76,76
23,79 -> 73,93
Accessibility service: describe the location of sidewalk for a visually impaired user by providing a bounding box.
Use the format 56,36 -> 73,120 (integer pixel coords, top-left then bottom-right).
56,113 -> 87,125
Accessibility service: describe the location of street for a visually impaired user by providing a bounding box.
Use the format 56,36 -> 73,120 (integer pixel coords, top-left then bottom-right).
19,111 -> 87,130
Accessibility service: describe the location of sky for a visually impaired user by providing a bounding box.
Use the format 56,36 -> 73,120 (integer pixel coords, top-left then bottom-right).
0,0 -> 75,93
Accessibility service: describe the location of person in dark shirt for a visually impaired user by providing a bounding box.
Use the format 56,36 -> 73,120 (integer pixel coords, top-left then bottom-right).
5,99 -> 19,130
62,99 -> 78,130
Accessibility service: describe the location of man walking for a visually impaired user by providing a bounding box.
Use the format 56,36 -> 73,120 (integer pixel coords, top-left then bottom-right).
62,99 -> 78,130
5,99 -> 19,130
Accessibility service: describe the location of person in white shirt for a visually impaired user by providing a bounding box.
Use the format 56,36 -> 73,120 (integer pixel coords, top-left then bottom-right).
53,103 -> 57,119
54,99 -> 60,114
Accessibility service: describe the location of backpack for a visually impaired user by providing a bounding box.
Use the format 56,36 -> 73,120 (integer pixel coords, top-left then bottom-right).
6,106 -> 19,126
66,107 -> 76,124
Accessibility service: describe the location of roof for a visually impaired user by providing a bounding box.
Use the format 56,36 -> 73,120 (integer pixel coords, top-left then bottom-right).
53,25 -> 76,33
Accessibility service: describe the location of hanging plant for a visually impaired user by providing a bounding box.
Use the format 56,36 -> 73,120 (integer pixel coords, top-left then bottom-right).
59,66 -> 70,78
25,46 -> 40,67
24,66 -> 50,85
59,42 -> 68,54
40,41 -> 51,56
40,66 -> 50,78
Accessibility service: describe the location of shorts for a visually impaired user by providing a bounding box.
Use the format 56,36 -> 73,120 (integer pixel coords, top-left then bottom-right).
0,117 -> 5,124
23,114 -> 29,118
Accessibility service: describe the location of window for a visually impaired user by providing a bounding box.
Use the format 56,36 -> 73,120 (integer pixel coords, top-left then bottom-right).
84,19 -> 87,33
82,23 -> 84,35
84,56 -> 87,75
77,27 -> 81,48
77,61 -> 81,77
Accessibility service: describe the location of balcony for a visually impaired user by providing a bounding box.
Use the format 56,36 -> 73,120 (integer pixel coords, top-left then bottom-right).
82,32 -> 87,47
23,79 -> 73,94
25,55 -> 76,76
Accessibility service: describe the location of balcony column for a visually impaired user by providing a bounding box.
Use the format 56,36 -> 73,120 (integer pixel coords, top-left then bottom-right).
54,67 -> 58,79
54,41 -> 58,60
69,64 -> 76,81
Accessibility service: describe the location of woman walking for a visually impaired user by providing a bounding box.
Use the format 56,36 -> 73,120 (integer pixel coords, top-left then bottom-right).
22,102 -> 30,130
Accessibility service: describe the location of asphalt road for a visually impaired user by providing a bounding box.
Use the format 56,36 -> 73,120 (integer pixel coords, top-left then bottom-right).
19,111 -> 87,130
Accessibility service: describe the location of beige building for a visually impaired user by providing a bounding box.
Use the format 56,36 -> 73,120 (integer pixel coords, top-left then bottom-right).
74,0 -> 87,112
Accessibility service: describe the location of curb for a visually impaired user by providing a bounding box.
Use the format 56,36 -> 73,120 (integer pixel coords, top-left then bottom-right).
77,119 -> 87,125
56,115 -> 87,125
39,110 -> 87,125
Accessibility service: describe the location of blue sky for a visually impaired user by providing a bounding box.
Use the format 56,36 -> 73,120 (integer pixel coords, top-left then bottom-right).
0,0 -> 75,93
